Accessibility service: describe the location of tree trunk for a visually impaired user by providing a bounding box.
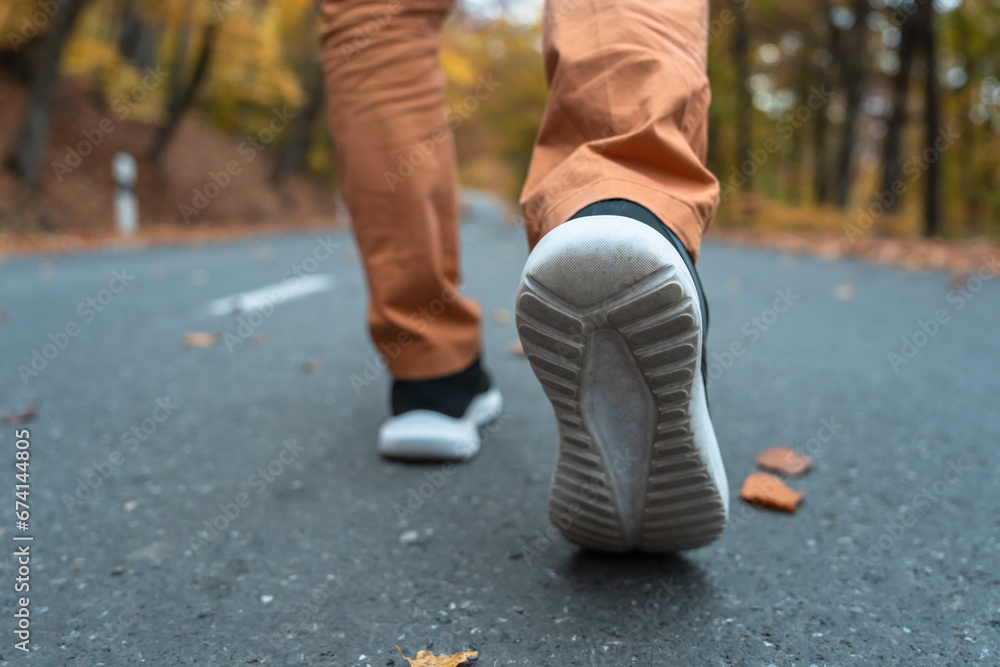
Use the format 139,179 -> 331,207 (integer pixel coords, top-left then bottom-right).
148,23 -> 217,163
987,162 -> 999,237
118,2 -> 159,70
920,0 -> 941,236
953,15 -> 978,234
812,0 -> 836,203
730,0 -> 752,191
879,6 -> 917,210
271,64 -> 325,185
706,112 -> 720,177
7,0 -> 90,185
164,21 -> 192,125
0,29 -> 47,84
832,0 -> 868,208
812,82 -> 830,203
833,82 -> 862,207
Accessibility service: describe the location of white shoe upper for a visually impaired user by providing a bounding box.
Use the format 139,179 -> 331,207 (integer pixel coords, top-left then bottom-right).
377,387 -> 503,461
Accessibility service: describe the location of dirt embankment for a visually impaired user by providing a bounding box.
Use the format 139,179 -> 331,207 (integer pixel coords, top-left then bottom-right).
0,72 -> 341,256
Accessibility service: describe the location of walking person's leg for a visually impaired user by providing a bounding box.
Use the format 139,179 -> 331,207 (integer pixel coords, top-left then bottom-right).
318,0 -> 501,460
515,0 -> 727,552
521,0 -> 717,255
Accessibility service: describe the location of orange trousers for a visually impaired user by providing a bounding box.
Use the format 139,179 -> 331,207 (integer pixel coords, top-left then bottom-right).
318,0 -> 718,380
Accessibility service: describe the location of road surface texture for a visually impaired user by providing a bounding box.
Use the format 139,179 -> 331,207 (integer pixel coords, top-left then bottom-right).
1,197 -> 999,665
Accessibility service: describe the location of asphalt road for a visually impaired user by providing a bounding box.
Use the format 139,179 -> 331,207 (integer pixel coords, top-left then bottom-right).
1,199 -> 999,666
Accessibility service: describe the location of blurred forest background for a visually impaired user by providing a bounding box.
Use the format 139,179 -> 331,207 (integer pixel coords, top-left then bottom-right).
0,0 -> 998,244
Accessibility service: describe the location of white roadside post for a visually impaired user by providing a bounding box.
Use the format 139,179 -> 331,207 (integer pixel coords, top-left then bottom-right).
112,152 -> 138,235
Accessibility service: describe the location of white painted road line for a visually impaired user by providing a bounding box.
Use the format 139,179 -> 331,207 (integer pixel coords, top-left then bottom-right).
205,274 -> 336,316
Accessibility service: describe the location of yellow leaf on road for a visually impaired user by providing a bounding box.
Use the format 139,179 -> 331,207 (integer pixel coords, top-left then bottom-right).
395,646 -> 478,667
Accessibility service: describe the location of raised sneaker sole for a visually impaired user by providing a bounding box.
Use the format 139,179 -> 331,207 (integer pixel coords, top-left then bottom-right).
515,215 -> 728,552
377,388 -> 503,461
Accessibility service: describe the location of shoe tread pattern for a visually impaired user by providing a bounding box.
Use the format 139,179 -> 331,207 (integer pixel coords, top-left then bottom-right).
517,254 -> 726,553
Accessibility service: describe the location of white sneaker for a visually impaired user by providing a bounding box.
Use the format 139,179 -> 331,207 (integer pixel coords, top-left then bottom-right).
377,387 -> 503,461
515,213 -> 728,552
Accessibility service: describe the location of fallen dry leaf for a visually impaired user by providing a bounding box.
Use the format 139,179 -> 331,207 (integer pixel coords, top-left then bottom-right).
739,472 -> 804,513
395,646 -> 478,667
708,230 -> 1000,276
755,447 -> 812,476
183,332 -> 219,348
302,360 -> 321,374
492,308 -> 511,325
2,403 -> 40,426
251,333 -> 268,347
833,283 -> 856,300
509,340 -> 524,356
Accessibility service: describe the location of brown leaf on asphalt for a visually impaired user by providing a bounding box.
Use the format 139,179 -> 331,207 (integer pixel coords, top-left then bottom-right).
833,283 -> 856,300
2,402 -> 40,426
755,447 -> 812,476
302,360 -> 321,374
395,646 -> 478,667
509,340 -> 524,356
183,332 -> 220,348
739,472 -> 804,513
